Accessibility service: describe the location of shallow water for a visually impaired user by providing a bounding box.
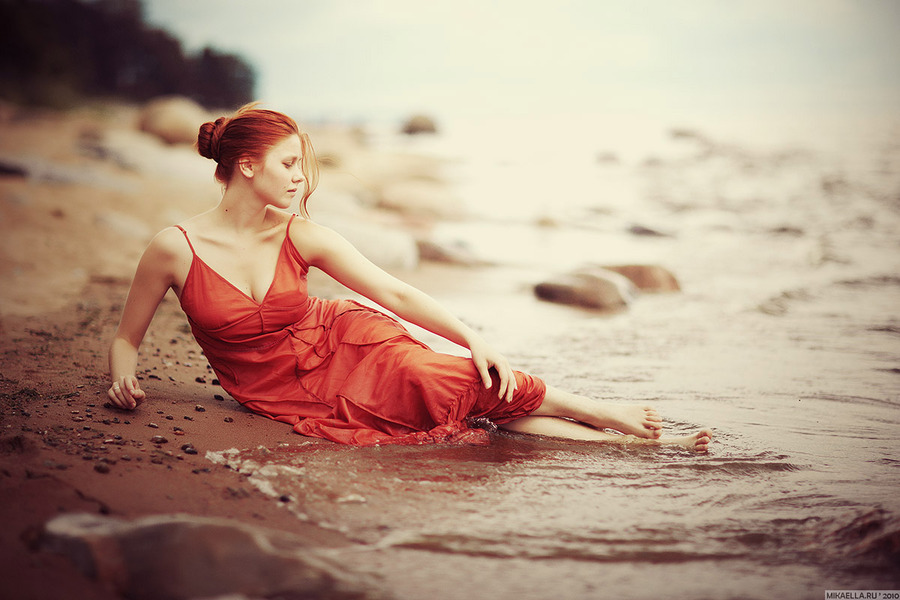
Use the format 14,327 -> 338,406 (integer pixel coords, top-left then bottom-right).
210,115 -> 900,598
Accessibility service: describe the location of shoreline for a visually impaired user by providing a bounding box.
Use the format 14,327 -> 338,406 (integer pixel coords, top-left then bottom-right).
0,99 -> 471,598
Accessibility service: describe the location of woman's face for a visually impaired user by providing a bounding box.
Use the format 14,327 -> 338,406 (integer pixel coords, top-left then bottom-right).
252,134 -> 305,208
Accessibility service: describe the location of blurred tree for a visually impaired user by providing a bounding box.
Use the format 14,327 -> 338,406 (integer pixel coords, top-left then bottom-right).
0,0 -> 255,108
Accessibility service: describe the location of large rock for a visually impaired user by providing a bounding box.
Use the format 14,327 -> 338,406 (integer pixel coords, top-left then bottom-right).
139,96 -> 211,145
41,512 -> 384,600
601,265 -> 680,292
534,267 -> 638,310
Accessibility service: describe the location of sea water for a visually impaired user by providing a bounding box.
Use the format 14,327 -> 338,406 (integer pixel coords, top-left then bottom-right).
211,111 -> 900,599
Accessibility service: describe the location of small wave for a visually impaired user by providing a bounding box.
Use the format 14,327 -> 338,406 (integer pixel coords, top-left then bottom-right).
801,393 -> 898,408
818,508 -> 900,568
868,325 -> 900,337
375,530 -> 741,564
839,274 -> 900,287
658,454 -> 801,477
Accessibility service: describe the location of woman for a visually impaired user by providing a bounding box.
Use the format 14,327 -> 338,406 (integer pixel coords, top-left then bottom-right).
107,103 -> 712,451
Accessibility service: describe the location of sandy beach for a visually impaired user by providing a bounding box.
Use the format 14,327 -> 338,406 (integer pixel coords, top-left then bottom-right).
2,99 -> 899,600
0,101 -> 460,598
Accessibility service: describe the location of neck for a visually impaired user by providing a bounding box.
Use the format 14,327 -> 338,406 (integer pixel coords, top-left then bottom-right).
215,181 -> 269,232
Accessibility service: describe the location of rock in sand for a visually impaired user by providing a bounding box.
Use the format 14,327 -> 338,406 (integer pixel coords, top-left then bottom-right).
41,512 -> 384,600
139,96 -> 211,145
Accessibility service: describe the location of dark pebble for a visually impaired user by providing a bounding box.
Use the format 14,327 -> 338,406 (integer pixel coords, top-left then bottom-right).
224,417 -> 234,423
194,405 -> 206,412
184,416 -> 193,421
214,394 -> 225,401
150,435 -> 168,444
147,422 -> 159,429
94,463 -> 110,474
181,443 -> 198,455
279,495 -> 291,503
165,415 -> 174,420
195,377 -> 207,384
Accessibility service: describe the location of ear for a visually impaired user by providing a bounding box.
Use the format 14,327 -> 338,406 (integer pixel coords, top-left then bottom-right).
237,156 -> 254,179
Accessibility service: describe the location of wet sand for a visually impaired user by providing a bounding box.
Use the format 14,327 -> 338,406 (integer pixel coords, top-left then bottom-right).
0,102 -> 442,598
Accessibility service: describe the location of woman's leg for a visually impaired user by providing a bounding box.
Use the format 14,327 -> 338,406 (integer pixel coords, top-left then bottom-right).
501,415 -> 712,452
526,385 -> 664,439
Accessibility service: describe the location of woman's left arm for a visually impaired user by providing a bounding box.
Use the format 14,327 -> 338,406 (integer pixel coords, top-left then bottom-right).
294,220 -> 517,401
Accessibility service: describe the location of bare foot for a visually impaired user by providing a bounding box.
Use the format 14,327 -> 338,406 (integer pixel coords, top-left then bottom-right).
660,429 -> 713,452
595,404 -> 663,439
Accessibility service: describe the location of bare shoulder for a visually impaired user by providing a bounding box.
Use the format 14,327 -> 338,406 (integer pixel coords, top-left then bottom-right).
287,217 -> 345,264
146,226 -> 191,261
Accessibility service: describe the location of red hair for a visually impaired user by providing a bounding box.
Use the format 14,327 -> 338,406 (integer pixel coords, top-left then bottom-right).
197,102 -> 319,217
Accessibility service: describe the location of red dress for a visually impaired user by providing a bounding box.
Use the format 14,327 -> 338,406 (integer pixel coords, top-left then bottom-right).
174,216 -> 546,445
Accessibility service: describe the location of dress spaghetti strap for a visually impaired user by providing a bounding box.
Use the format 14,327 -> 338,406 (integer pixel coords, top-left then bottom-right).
174,225 -> 197,256
286,213 -> 297,238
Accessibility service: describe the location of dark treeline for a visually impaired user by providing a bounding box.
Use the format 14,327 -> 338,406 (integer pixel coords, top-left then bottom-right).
0,0 -> 255,108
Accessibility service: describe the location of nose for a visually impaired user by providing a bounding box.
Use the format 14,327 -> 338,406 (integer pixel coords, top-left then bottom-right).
292,165 -> 304,183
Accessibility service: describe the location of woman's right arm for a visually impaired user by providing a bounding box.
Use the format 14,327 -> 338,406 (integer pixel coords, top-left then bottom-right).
107,229 -> 184,409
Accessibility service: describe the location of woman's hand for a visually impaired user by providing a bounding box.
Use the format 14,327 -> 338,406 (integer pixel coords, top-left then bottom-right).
469,337 -> 518,403
107,375 -> 145,410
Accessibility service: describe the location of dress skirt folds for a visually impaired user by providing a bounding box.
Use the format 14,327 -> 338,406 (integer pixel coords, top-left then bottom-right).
174,216 -> 545,445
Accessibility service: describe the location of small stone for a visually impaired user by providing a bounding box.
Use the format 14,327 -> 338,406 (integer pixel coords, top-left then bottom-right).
223,417 -> 234,423
94,463 -> 110,474
279,494 -> 291,503
214,394 -> 224,401
150,435 -> 168,444
194,405 -> 206,412
195,376 -> 206,384
165,415 -> 174,420
184,416 -> 193,421
181,443 -> 198,455
147,423 -> 159,429
174,430 -> 185,436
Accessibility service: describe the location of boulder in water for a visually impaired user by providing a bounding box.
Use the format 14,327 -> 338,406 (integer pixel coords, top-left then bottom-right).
534,267 -> 638,310
601,265 -> 680,292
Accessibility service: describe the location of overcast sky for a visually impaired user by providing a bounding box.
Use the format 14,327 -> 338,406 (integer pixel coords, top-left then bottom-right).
143,0 -> 900,123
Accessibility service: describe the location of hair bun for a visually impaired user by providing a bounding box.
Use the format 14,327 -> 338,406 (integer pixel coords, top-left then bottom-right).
197,117 -> 227,161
